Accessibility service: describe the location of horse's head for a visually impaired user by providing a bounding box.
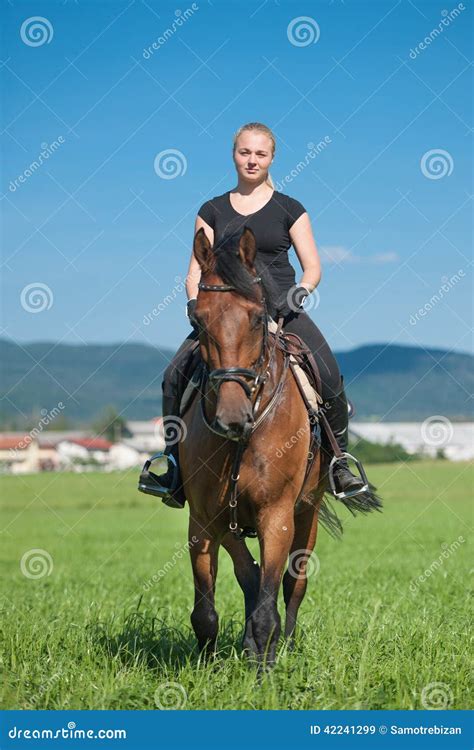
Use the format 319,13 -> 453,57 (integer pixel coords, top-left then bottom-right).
193,227 -> 270,441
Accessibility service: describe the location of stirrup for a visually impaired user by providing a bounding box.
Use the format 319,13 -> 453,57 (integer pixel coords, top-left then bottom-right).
328,452 -> 369,500
137,452 -> 178,497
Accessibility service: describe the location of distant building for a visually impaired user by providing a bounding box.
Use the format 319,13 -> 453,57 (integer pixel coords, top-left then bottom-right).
351,422 -> 474,462
0,421 -> 162,474
124,418 -> 164,453
0,432 -> 82,473
56,436 -> 113,469
0,432 -> 112,473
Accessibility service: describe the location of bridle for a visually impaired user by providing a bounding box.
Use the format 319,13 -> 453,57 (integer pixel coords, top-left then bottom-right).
197,276 -> 281,443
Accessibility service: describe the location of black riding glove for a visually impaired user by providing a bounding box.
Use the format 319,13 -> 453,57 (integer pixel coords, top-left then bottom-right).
274,285 -> 309,319
186,299 -> 199,331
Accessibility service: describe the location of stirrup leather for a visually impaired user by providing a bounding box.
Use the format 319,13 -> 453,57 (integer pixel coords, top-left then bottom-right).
328,452 -> 369,500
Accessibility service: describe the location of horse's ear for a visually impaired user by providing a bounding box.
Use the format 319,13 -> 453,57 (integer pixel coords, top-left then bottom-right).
193,228 -> 215,273
238,227 -> 257,273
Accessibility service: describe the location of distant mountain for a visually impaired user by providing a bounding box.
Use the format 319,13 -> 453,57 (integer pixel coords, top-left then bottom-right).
1,338 -> 472,427
336,344 -> 472,421
0,338 -> 175,428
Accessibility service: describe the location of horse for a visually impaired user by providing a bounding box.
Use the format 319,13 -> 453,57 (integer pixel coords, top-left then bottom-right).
179,227 -> 380,668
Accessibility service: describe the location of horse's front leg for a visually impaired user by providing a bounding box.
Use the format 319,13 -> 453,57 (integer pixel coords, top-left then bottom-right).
188,516 -> 220,657
221,533 -> 260,655
247,500 -> 295,669
283,497 -> 320,644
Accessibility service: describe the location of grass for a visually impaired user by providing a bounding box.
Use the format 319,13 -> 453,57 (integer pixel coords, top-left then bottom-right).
0,461 -> 472,710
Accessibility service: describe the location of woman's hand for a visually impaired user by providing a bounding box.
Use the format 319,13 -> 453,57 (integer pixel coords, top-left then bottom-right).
275,285 -> 309,319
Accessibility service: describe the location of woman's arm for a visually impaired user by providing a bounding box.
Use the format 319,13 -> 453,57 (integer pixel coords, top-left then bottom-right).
185,215 -> 214,300
289,212 -> 322,293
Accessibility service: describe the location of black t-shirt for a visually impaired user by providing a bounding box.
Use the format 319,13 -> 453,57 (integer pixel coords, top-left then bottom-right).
197,190 -> 306,294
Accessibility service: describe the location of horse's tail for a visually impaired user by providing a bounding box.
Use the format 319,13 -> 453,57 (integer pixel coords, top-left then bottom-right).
319,485 -> 383,539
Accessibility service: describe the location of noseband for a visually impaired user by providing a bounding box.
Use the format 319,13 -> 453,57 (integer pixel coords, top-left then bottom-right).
197,276 -> 272,441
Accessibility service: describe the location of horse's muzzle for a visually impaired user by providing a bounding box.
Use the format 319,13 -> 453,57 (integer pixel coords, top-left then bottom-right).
212,414 -> 254,442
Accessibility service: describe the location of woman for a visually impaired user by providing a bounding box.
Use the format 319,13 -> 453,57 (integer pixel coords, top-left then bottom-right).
140,122 -> 365,508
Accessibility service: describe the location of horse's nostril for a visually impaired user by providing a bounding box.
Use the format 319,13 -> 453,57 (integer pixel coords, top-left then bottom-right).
228,418 -> 253,435
214,417 -> 230,434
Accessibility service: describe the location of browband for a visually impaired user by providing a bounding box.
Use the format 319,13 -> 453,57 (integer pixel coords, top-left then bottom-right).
198,276 -> 262,292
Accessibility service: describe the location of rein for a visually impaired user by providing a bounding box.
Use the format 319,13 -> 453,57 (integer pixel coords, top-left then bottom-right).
197,276 -> 284,538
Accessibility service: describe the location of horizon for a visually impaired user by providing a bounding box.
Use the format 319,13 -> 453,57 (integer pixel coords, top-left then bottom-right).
2,334 -> 473,358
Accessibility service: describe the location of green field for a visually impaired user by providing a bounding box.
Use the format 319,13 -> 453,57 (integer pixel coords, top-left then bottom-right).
0,462 -> 471,710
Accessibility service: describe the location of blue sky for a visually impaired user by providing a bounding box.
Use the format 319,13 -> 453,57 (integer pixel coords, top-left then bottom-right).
2,0 -> 472,354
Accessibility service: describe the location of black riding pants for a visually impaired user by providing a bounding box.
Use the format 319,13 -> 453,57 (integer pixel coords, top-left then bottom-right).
162,311 -> 342,410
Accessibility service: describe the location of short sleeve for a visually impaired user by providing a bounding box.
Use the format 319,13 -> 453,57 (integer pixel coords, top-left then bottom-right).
197,200 -> 216,229
286,195 -> 307,230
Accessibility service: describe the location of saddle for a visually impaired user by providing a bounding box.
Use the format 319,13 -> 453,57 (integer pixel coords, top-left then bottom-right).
266,318 -> 323,413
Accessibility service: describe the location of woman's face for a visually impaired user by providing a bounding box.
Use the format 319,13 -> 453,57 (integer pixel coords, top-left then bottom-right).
233,131 -> 273,184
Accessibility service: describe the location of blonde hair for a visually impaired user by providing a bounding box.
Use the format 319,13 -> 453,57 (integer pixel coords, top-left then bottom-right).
233,122 -> 275,188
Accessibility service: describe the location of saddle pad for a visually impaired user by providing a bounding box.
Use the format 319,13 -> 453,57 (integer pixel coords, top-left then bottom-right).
267,318 -> 321,412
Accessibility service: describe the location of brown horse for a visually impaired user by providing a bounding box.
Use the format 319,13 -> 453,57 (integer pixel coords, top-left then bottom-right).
180,227 -> 379,667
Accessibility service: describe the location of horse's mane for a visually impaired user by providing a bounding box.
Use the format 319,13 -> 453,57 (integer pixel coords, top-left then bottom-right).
213,231 -> 279,315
